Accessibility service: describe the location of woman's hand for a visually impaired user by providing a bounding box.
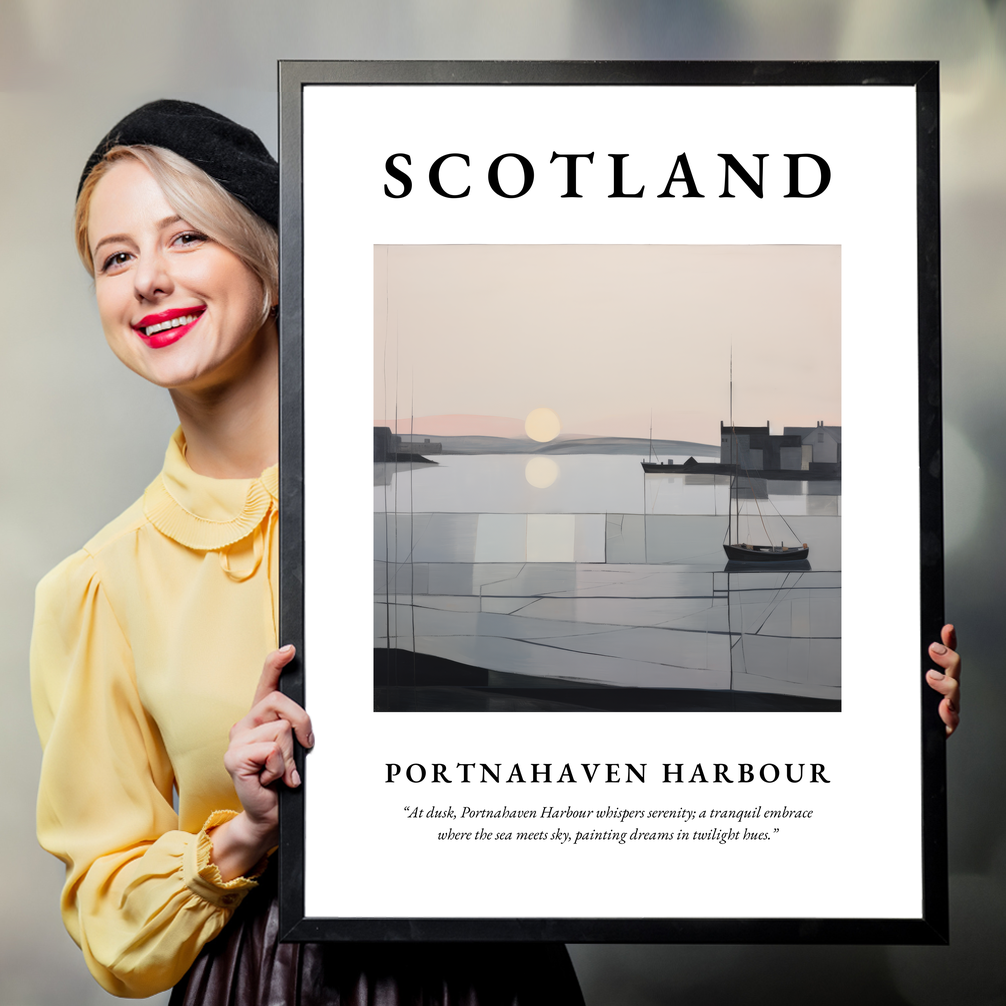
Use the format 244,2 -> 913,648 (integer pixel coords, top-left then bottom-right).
209,645 -> 314,881
926,624 -> 961,738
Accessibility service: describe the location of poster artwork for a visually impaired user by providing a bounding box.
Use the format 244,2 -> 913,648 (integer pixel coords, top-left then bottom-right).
374,244 -> 841,713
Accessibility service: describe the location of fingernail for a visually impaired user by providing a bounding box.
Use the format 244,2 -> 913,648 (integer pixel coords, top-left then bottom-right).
928,670 -> 944,680
280,644 -> 295,654
292,768 -> 301,787
931,643 -> 947,655
306,732 -> 315,748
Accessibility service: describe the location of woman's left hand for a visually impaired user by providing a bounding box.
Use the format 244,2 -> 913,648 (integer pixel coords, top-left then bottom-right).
926,624 -> 961,737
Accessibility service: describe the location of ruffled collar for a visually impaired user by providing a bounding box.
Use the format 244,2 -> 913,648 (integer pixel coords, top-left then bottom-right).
143,428 -> 278,551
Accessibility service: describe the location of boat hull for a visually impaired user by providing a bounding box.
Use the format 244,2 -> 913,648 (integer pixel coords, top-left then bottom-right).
723,543 -> 810,563
642,461 -> 839,481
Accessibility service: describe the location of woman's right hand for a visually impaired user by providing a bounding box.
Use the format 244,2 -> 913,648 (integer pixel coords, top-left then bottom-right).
209,645 -> 314,881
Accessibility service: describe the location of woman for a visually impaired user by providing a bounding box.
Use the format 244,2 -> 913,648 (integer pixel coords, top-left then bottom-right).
31,99 -> 585,1003
32,99 -> 962,1002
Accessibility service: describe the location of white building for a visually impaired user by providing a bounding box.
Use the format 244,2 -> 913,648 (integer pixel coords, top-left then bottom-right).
782,421 -> 842,465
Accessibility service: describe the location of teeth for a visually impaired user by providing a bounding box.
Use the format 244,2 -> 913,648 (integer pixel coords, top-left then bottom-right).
142,313 -> 199,337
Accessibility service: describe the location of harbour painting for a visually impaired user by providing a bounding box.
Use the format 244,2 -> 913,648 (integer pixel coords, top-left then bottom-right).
374,245 -> 841,712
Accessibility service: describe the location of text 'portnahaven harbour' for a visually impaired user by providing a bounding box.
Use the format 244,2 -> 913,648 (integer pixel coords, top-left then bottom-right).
385,761 -> 831,784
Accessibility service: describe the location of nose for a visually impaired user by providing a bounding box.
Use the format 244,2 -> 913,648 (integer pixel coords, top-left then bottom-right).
133,247 -> 173,303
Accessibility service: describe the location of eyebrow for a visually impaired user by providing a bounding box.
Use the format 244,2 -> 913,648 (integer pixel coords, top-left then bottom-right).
91,215 -> 185,258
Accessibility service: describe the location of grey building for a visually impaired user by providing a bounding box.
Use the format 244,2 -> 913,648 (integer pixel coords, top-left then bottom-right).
720,422 -> 806,470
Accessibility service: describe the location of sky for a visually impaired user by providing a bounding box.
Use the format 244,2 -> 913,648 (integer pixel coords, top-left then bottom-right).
375,244 -> 840,444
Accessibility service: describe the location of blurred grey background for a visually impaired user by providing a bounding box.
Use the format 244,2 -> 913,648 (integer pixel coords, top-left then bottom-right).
1,1 -> 1002,1003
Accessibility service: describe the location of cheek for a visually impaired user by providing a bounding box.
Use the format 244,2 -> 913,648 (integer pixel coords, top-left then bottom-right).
193,252 -> 266,334
93,282 -> 149,380
94,287 -> 132,346
223,268 -> 268,334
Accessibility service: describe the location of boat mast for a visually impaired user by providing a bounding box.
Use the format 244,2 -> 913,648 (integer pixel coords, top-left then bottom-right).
730,349 -> 736,545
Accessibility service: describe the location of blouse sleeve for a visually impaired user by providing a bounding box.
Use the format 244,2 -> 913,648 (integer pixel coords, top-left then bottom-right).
31,549 -> 262,998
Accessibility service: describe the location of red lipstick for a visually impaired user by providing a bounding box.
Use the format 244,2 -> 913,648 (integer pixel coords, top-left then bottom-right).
132,306 -> 205,349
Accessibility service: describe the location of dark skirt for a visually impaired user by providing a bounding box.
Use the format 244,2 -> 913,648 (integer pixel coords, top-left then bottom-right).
169,870 -> 585,1006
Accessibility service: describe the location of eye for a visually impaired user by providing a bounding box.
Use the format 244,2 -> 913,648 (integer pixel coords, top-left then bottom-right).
99,251 -> 132,274
172,230 -> 208,249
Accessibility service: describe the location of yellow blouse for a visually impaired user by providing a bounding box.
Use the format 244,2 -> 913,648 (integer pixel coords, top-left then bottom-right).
31,429 -> 279,998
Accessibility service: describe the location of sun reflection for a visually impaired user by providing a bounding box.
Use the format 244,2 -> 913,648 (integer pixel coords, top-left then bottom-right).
525,456 -> 559,488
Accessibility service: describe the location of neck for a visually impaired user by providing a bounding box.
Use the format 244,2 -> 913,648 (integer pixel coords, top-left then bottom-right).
169,319 -> 280,479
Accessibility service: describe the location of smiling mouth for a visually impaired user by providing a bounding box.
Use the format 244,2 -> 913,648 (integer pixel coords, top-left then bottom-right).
131,307 -> 207,349
136,308 -> 205,338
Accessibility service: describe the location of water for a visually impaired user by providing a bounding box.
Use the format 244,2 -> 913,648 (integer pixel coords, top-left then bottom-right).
373,454 -> 841,705
375,454 -> 840,518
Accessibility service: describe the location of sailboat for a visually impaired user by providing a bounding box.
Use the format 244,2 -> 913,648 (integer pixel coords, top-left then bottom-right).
723,517 -> 810,563
722,357 -> 810,564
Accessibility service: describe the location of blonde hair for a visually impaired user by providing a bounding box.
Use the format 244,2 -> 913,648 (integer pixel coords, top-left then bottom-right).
75,145 -> 278,323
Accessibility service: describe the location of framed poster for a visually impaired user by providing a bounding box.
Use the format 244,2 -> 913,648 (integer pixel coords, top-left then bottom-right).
277,61 -> 946,943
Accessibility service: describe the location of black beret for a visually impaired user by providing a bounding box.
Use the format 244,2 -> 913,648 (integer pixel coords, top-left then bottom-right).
78,99 -> 278,228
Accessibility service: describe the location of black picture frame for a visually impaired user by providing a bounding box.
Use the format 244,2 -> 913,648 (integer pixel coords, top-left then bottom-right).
277,60 -> 945,944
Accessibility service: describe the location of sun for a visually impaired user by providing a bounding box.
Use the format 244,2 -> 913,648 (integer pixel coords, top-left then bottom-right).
525,407 -> 561,442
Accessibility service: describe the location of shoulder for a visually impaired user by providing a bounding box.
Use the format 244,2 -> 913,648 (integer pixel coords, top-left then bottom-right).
83,496 -> 150,558
36,428 -> 184,599
35,495 -> 151,613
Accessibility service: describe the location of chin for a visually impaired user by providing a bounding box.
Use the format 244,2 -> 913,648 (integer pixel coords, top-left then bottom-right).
111,323 -> 271,393
112,335 -> 214,386
122,354 -> 215,391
